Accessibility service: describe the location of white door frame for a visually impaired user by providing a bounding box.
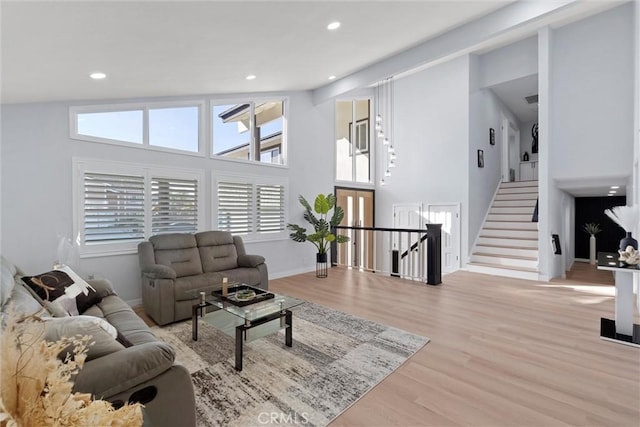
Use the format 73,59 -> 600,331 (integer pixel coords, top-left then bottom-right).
501,115 -> 520,182
425,202 -> 461,273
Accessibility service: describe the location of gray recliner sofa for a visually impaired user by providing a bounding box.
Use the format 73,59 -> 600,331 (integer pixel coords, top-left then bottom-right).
138,231 -> 268,326
0,257 -> 195,427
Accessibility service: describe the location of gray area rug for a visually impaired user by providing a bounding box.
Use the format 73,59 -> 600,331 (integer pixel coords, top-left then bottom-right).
153,301 -> 429,427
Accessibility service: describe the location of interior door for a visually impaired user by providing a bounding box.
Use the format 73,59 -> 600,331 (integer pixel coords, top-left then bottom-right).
425,203 -> 460,274
335,188 -> 374,269
392,203 -> 423,278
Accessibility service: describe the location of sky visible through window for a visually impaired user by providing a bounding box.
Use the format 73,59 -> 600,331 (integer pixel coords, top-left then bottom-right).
212,104 -> 283,154
77,103 -> 283,155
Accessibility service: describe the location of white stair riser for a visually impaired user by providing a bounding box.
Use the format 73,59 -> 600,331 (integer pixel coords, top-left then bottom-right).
481,229 -> 538,239
498,187 -> 539,195
484,221 -> 538,230
495,193 -> 539,201
466,264 -> 540,281
493,199 -> 537,207
477,237 -> 538,248
474,246 -> 538,258
487,213 -> 534,222
500,181 -> 538,189
470,254 -> 538,269
490,207 -> 535,215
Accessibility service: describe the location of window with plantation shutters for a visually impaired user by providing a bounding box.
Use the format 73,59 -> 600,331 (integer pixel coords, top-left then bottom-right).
217,181 -> 253,234
74,159 -> 204,256
214,175 -> 288,241
83,172 -> 145,243
151,177 -> 198,234
256,184 -> 285,233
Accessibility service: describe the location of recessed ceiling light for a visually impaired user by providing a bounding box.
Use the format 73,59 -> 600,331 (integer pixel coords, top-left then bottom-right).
609,190 -> 617,194
246,75 -> 256,80
327,22 -> 341,30
328,75 -> 336,80
611,185 -> 620,189
89,72 -> 106,80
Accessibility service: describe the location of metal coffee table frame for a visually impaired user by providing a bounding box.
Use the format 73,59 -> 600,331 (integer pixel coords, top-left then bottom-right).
191,290 -> 298,371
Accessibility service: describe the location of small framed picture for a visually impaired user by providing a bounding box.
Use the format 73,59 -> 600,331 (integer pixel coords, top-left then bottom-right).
477,149 -> 484,168
551,234 -> 562,255
489,128 -> 495,145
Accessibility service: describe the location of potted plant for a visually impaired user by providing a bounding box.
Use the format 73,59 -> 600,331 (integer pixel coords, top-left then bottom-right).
583,223 -> 602,265
287,193 -> 350,277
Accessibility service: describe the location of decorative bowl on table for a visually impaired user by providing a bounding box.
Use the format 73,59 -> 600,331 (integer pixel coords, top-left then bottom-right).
234,289 -> 257,301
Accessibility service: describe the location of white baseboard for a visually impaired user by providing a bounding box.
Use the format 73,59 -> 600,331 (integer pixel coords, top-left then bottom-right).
125,298 -> 142,307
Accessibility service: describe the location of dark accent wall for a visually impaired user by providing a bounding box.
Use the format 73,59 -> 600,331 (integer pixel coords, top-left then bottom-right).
575,196 -> 626,259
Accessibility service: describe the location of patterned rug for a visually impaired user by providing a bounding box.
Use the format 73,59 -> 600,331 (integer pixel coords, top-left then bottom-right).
153,301 -> 429,427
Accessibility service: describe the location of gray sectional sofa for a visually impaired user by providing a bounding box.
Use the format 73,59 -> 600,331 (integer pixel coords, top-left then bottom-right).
0,257 -> 195,427
138,230 -> 268,326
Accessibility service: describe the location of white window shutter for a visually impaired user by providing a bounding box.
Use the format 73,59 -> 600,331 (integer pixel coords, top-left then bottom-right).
151,177 -> 198,235
217,181 -> 253,234
83,172 -> 145,243
256,184 -> 285,234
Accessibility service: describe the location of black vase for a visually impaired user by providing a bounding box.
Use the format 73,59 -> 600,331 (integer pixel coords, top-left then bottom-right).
619,232 -> 638,250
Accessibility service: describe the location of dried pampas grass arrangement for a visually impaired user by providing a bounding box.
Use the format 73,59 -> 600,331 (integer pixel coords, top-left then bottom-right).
0,310 -> 143,426
605,204 -> 639,232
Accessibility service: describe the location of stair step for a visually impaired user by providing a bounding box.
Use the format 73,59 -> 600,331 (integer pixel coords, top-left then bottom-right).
495,193 -> 539,201
477,236 -> 538,248
498,187 -> 539,195
473,252 -> 537,261
470,254 -> 538,269
481,229 -> 539,239
474,245 -> 538,257
466,262 -> 540,281
487,213 -> 534,222
490,206 -> 535,215
484,221 -> 538,230
493,199 -> 538,207
499,181 -> 538,189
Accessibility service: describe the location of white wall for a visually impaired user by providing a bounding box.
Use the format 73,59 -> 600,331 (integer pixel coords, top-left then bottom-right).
635,0 -> 640,212
550,4 -> 634,183
541,3 -> 635,279
375,55 -> 470,269
479,36 -> 538,89
1,91 -> 333,303
468,54 -> 521,253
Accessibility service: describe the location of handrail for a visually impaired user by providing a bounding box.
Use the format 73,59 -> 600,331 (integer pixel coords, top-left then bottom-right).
334,225 -> 430,233
332,224 -> 442,285
400,233 -> 428,259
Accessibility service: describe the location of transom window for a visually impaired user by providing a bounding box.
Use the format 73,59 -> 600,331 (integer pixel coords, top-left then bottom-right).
70,102 -> 203,154
212,99 -> 286,165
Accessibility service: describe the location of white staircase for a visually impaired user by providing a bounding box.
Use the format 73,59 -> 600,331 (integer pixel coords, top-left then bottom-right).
468,181 -> 540,280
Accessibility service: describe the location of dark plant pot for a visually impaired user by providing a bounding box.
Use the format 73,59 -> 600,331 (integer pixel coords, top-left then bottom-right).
316,253 -> 328,278
619,232 -> 638,251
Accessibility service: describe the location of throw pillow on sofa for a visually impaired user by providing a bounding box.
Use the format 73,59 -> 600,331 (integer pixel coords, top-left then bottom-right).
43,315 -> 124,361
22,265 -> 101,315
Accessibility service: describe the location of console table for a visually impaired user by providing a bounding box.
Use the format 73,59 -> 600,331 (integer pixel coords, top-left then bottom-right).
596,252 -> 639,347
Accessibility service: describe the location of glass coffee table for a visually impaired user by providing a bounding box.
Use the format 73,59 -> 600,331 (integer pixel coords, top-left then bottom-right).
191,284 -> 303,371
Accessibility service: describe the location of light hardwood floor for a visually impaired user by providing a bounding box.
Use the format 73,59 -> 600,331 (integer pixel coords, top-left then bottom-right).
270,268 -> 639,427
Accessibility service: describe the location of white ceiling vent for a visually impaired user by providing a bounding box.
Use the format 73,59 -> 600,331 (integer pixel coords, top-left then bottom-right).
525,94 -> 539,104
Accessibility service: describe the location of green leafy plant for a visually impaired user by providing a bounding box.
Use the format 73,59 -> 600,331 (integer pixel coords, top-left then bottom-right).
287,193 -> 350,255
583,223 -> 602,236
